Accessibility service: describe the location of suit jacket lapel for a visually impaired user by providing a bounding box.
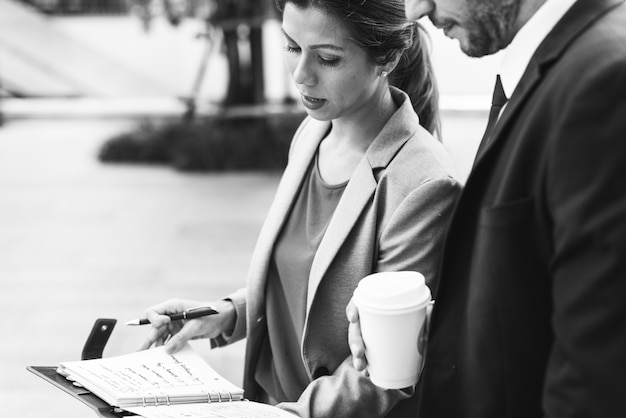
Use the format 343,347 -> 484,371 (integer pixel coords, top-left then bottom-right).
471,66 -> 541,168
306,90 -> 420,312
472,0 -> 622,169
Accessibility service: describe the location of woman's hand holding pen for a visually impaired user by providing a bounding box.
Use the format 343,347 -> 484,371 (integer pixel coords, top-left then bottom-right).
137,298 -> 236,354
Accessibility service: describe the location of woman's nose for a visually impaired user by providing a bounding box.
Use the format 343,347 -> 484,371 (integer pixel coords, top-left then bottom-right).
292,56 -> 317,86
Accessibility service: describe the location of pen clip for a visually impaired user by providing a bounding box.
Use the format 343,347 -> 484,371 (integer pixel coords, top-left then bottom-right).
186,306 -> 216,313
181,306 -> 217,319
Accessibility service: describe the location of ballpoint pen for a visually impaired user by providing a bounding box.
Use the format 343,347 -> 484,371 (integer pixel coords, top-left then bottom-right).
124,306 -> 219,326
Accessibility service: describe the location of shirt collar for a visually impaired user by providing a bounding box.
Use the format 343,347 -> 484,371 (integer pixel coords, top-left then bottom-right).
499,0 -> 578,98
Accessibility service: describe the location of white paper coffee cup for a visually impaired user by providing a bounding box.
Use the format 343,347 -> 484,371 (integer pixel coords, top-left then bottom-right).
353,271 -> 431,389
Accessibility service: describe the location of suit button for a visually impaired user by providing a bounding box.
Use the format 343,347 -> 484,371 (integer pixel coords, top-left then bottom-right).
312,366 -> 329,379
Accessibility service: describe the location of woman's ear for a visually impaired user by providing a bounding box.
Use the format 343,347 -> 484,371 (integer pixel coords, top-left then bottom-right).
387,54 -> 402,73
379,53 -> 402,78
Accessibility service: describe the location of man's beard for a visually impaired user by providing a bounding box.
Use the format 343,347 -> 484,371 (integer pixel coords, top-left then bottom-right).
467,0 -> 520,57
435,0 -> 522,57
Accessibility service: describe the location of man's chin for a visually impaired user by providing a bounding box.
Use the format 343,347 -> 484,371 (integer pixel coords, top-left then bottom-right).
434,18 -> 504,57
462,41 -> 502,58
459,38 -> 480,57
458,33 -> 502,58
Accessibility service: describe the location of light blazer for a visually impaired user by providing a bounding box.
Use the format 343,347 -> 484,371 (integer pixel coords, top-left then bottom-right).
418,0 -> 626,417
217,88 -> 461,417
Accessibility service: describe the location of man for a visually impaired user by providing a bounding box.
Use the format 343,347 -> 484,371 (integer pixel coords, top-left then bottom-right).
348,0 -> 626,416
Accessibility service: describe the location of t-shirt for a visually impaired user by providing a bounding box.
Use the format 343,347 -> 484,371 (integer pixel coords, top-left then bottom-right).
254,153 -> 347,403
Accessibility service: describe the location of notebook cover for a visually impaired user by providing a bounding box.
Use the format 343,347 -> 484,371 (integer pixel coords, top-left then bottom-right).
27,366 -> 135,418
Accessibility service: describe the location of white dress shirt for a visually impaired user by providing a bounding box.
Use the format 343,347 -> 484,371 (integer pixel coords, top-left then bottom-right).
499,0 -> 579,99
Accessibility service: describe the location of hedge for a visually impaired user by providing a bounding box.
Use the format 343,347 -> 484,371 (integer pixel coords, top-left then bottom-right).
98,112 -> 306,172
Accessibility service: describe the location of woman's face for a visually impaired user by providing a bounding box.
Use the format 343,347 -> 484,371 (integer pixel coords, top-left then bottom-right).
281,3 -> 384,122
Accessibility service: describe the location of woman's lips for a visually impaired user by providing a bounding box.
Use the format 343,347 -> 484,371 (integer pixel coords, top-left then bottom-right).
300,94 -> 326,110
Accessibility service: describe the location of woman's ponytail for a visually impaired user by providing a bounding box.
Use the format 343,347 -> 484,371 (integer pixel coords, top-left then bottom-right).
389,23 -> 441,138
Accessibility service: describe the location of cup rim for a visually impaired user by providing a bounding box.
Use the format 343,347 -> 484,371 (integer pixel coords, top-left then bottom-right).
353,271 -> 431,312
353,293 -> 431,313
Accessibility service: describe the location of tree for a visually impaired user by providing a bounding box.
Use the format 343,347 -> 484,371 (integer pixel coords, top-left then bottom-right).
135,0 -> 276,112
208,0 -> 273,105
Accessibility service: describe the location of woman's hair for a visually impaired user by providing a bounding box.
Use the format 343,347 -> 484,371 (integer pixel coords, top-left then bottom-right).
275,0 -> 441,137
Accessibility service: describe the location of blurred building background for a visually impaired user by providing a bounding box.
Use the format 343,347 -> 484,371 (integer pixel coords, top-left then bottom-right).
0,1 -> 501,417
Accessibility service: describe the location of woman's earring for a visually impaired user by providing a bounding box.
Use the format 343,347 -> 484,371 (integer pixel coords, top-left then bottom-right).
379,70 -> 389,78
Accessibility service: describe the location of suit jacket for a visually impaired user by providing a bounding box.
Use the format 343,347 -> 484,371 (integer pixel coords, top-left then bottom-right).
217,88 -> 461,417
418,1 -> 626,417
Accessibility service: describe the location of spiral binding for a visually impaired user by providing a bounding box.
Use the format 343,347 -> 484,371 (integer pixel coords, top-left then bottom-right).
138,390 -> 241,407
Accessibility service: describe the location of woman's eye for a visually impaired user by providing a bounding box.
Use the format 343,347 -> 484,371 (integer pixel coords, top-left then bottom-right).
284,44 -> 301,53
318,55 -> 340,67
284,42 -> 340,67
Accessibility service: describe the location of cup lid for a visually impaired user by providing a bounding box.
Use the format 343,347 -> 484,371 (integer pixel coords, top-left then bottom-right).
353,271 -> 431,310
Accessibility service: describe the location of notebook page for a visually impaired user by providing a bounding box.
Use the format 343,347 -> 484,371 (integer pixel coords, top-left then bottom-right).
58,344 -> 243,407
126,401 -> 296,418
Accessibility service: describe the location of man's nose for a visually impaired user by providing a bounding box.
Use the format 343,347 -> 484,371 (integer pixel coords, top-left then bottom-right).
404,0 -> 435,21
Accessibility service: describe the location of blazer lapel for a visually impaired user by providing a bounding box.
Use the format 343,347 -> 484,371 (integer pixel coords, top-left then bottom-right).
472,0 -> 622,169
306,158 -> 378,312
246,119 -> 329,312
305,89 -> 420,312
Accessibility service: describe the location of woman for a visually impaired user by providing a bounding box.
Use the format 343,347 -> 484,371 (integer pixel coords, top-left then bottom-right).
140,0 -> 461,416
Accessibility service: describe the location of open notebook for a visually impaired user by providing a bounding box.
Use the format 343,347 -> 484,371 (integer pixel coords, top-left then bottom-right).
47,343 -> 293,418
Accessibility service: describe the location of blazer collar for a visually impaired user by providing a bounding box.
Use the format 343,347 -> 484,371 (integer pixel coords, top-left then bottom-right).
302,87 -> 420,169
472,0 -> 622,168
365,87 -> 422,169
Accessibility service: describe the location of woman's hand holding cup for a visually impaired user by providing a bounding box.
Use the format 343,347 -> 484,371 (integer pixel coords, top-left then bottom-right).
347,299 -> 368,373
348,271 -> 432,389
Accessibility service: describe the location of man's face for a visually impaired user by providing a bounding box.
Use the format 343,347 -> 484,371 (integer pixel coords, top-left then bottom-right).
405,0 -> 522,57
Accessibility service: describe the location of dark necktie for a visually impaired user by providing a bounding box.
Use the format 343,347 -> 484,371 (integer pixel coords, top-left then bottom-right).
475,75 -> 508,159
